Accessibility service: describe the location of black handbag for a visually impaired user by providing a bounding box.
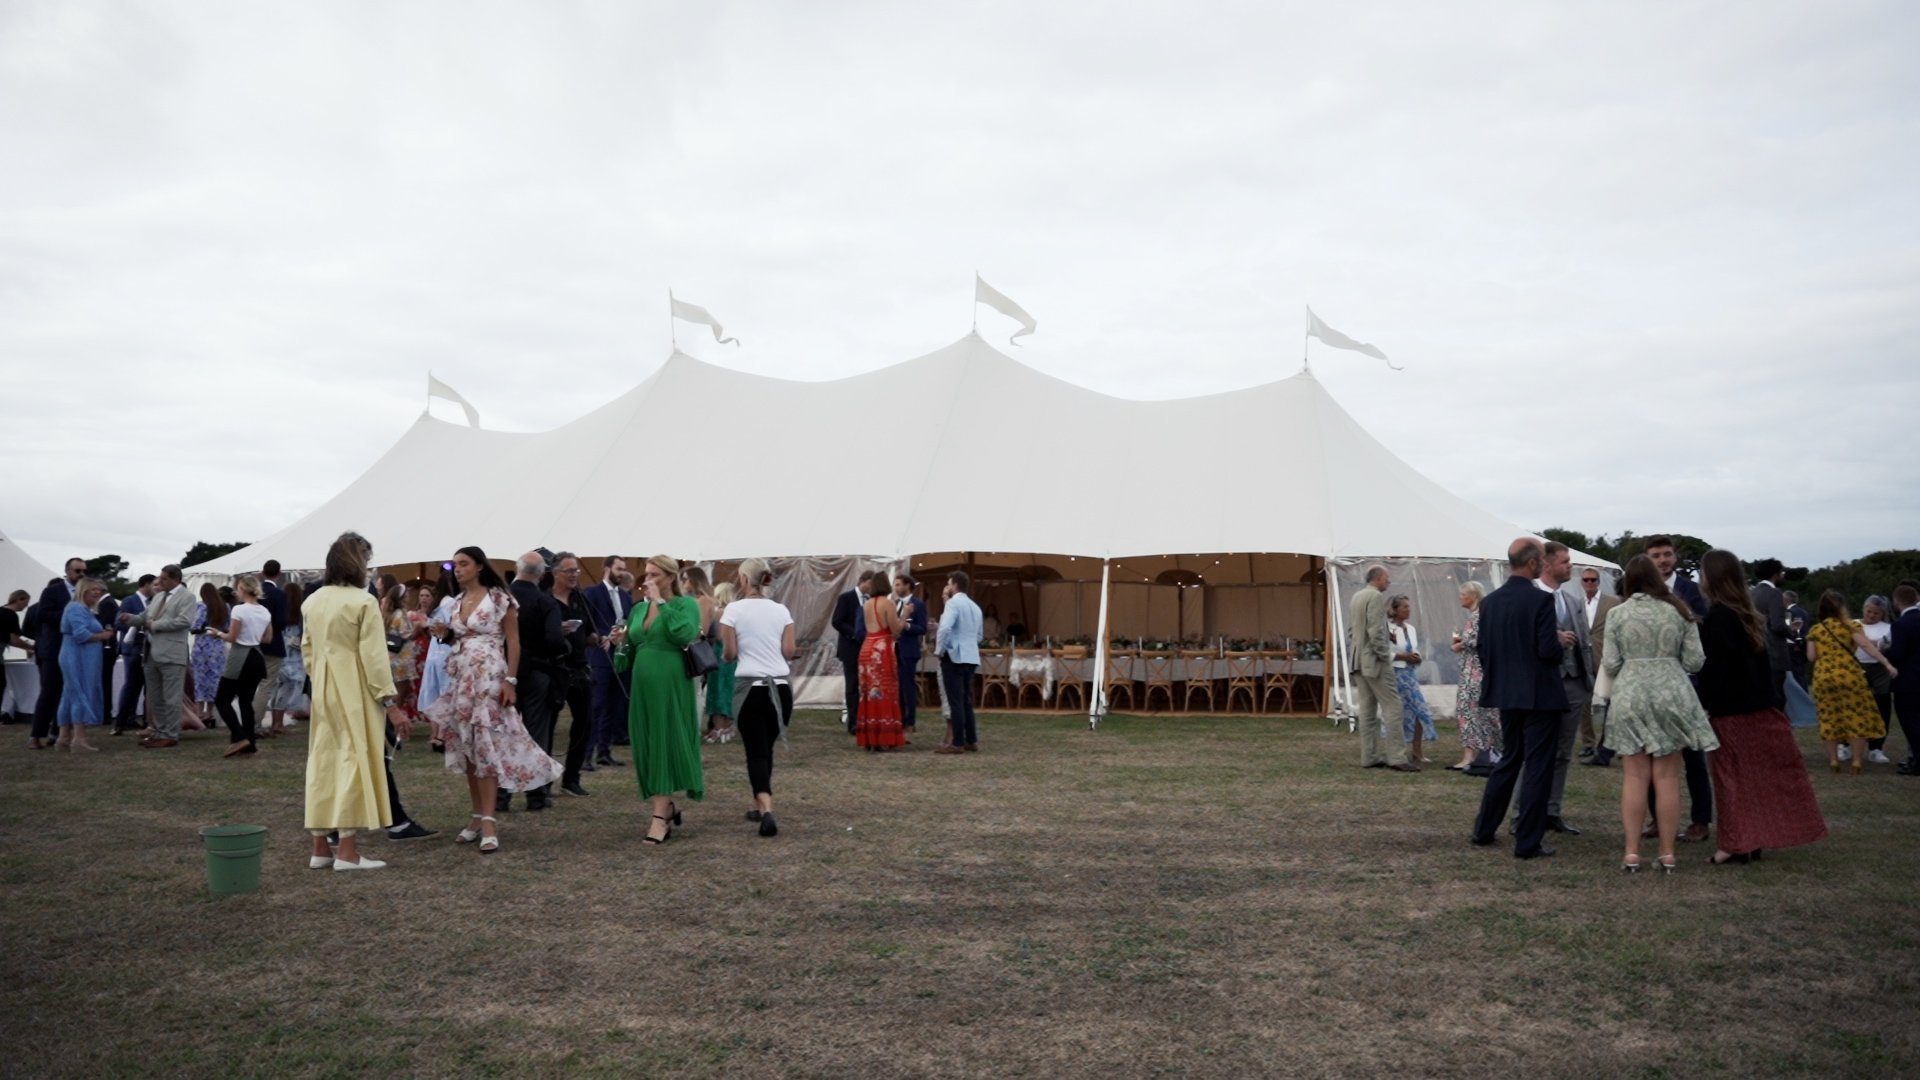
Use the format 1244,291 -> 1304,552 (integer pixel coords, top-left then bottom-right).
683,635 -> 719,679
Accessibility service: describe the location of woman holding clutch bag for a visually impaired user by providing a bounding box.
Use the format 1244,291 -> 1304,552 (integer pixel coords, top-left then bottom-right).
610,555 -> 703,845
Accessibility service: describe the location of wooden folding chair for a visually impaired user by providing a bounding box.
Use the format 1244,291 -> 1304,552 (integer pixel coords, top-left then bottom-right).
1104,650 -> 1137,711
1140,651 -> 1176,711
1261,652 -> 1298,713
1223,651 -> 1261,713
1009,646 -> 1050,709
1052,648 -> 1088,711
1180,650 -> 1217,712
977,649 -> 1013,709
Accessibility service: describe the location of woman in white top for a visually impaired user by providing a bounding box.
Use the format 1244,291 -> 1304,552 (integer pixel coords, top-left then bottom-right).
1859,596 -> 1896,763
719,558 -> 796,838
211,573 -> 275,757
1388,594 -> 1436,764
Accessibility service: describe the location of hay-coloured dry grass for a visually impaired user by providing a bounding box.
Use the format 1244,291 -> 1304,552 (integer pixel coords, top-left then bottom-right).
1,710 -> 1915,1078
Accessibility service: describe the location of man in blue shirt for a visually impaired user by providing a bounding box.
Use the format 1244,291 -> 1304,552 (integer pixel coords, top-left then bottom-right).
935,571 -> 984,754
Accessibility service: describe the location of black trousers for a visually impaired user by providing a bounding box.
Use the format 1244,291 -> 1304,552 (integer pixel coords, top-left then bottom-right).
114,652 -> 146,729
1865,664 -> 1894,751
1473,707 -> 1559,856
941,659 -> 978,746
215,649 -> 267,744
554,670 -> 593,786
897,651 -> 920,728
841,652 -> 860,733
501,666 -> 553,806
738,683 -> 792,797
31,652 -> 63,739
1894,690 -> 1920,764
385,720 -> 411,827
1645,748 -> 1714,826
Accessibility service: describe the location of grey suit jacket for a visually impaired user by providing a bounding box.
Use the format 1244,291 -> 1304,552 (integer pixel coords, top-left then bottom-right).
1546,581 -> 1596,690
1347,585 -> 1392,679
128,584 -> 195,665
1750,581 -> 1790,672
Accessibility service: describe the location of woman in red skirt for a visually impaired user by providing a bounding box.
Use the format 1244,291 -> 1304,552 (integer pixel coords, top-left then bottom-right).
1696,550 -> 1827,865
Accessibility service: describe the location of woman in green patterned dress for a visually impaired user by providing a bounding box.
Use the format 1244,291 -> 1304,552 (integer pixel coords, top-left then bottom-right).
1602,555 -> 1719,874
610,555 -> 704,844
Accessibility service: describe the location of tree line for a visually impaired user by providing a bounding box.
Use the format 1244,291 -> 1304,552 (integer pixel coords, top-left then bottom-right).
1540,527 -> 1920,605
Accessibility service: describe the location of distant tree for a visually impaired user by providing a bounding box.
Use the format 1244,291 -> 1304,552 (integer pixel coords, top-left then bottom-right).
1540,527 -> 1593,553
183,540 -> 250,567
1796,550 -> 1920,606
84,554 -> 134,598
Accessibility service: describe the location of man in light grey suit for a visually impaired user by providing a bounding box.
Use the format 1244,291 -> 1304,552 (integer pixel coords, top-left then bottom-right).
1349,565 -> 1415,771
121,563 -> 195,748
1749,558 -> 1791,704
1530,541 -> 1594,834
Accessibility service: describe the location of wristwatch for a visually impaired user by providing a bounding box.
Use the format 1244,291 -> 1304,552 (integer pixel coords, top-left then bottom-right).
505,676 -> 518,686
380,697 -> 397,709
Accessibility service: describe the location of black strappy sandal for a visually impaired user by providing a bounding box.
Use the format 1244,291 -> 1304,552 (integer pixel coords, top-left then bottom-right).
643,814 -> 672,845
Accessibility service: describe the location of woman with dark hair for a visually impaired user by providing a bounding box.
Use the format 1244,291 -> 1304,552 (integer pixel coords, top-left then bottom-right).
1602,554 -> 1718,874
1695,550 -> 1826,865
303,532 -> 409,871
720,558 -> 795,836
265,582 -> 308,736
1808,590 -> 1896,773
423,547 -> 564,853
856,574 -> 907,751
190,583 -> 228,718
609,555 -> 703,844
1388,594 -> 1435,765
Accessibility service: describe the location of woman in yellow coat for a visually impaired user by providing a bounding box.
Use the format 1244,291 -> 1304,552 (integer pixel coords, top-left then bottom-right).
302,532 -> 410,872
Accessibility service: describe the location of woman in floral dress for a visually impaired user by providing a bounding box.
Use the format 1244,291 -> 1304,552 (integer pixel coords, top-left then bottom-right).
423,546 -> 564,853
1603,555 -> 1719,874
190,584 -> 228,714
1807,590 -> 1897,773
1449,581 -> 1499,770
383,584 -> 423,730
856,586 -> 907,751
1388,595 -> 1435,764
265,583 -> 309,735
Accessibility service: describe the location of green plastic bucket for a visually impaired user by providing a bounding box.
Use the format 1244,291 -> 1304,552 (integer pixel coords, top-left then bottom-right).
199,825 -> 268,896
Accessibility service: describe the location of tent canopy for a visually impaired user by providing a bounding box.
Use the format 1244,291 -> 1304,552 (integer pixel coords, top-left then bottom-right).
1,528 -> 58,598
196,334 -> 1612,574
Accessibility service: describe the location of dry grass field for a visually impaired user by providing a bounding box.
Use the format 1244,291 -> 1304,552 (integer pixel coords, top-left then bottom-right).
2,709 -> 1916,1079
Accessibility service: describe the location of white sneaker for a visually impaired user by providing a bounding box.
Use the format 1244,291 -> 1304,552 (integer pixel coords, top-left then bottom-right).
308,855 -> 334,869
1838,744 -> 1852,761
333,856 -> 387,871
1868,749 -> 1892,765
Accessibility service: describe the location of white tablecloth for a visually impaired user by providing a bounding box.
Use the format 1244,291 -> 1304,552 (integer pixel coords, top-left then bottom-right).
2,658 -> 132,716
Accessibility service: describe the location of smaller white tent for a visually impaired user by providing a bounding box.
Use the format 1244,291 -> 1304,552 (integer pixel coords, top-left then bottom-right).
1,528 -> 57,598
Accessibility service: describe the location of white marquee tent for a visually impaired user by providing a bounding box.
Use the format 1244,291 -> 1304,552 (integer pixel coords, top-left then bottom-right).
1,528 -> 58,599
197,333 -> 1612,717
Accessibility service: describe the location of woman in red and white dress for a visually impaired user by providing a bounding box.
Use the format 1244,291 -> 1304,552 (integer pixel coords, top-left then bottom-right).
423,546 -> 563,853
855,585 -> 907,751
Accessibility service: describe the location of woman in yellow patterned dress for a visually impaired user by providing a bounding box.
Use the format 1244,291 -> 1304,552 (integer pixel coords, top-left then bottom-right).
1807,590 -> 1898,773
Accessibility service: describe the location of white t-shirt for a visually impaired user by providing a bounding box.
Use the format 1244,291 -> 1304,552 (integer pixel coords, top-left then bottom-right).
1856,621 -> 1890,664
231,602 -> 271,647
721,597 -> 794,679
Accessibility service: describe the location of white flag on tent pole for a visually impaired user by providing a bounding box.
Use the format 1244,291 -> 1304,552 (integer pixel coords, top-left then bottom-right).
975,274 -> 1037,346
670,293 -> 740,346
1307,307 -> 1402,370
427,373 -> 480,427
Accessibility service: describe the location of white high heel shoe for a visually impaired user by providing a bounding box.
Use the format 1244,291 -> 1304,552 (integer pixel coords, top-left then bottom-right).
477,816 -> 499,854
455,813 -> 484,843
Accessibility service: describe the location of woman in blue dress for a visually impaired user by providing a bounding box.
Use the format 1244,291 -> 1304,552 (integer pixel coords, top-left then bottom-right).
56,578 -> 115,751
190,583 -> 228,712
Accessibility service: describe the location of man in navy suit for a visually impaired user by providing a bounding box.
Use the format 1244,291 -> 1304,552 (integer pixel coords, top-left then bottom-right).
251,560 -> 289,721
890,574 -> 929,734
582,556 -> 632,767
1471,539 -> 1567,859
111,575 -> 156,734
1644,536 -> 1714,842
1886,582 -> 1920,775
1748,559 -> 1792,704
832,571 -> 877,734
30,558 -> 85,747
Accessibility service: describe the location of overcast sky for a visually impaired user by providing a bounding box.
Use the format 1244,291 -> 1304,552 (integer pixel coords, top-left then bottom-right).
4,1 -> 1916,578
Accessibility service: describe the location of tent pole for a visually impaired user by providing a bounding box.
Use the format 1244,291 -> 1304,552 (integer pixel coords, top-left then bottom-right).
1090,559 -> 1112,730
1326,563 -> 1351,726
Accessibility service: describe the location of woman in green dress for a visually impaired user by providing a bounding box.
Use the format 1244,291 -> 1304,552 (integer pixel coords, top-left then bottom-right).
1603,555 -> 1719,874
610,555 -> 703,844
